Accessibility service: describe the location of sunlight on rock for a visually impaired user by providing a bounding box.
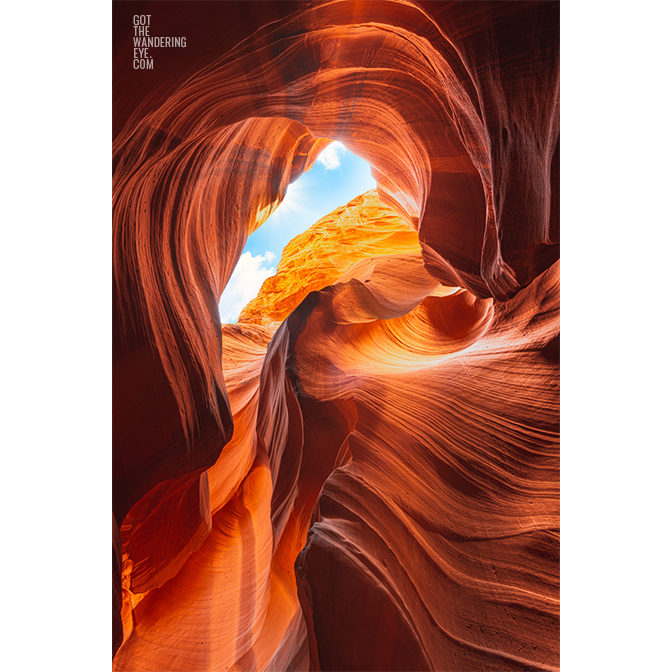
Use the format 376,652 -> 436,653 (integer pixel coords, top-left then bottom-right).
113,2 -> 559,669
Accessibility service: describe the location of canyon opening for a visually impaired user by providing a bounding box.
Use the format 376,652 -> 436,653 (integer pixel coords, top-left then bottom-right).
218,142 -> 377,325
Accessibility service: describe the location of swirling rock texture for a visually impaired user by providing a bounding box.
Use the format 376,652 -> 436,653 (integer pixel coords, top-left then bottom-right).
113,1 -> 559,670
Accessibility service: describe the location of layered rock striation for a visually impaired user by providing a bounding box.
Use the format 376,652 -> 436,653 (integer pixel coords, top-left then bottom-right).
113,1 -> 559,669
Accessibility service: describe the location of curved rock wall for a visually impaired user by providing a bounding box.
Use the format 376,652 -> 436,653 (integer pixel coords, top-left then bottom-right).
113,1 -> 559,669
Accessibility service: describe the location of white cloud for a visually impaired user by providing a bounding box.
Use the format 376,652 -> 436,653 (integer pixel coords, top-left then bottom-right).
218,251 -> 276,323
317,141 -> 345,170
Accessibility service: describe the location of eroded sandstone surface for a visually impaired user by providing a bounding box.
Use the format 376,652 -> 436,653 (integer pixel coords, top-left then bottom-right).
113,1 -> 559,669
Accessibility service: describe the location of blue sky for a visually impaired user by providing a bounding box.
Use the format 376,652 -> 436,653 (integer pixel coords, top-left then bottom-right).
219,142 -> 376,323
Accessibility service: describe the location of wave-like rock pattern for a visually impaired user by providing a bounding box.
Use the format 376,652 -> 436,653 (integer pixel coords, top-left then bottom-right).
113,1 -> 559,669
291,259 -> 559,671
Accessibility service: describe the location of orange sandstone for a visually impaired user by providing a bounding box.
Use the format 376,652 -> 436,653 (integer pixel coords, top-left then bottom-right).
239,189 -> 422,329
113,1 -> 560,669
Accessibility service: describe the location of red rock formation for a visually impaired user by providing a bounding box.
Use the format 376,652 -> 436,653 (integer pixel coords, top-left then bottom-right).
291,258 -> 559,671
113,1 -> 559,669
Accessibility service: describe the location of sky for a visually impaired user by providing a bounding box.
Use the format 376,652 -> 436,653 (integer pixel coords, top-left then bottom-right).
218,142 -> 377,323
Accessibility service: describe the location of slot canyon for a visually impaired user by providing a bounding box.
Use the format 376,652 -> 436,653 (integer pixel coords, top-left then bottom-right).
113,1 -> 559,670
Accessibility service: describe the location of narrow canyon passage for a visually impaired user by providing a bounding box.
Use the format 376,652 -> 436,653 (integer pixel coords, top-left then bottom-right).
113,2 -> 559,670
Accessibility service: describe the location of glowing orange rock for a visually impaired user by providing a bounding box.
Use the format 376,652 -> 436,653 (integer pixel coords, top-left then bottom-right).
291,259 -> 559,671
239,189 -> 421,329
115,225 -> 559,671
113,1 -> 560,669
